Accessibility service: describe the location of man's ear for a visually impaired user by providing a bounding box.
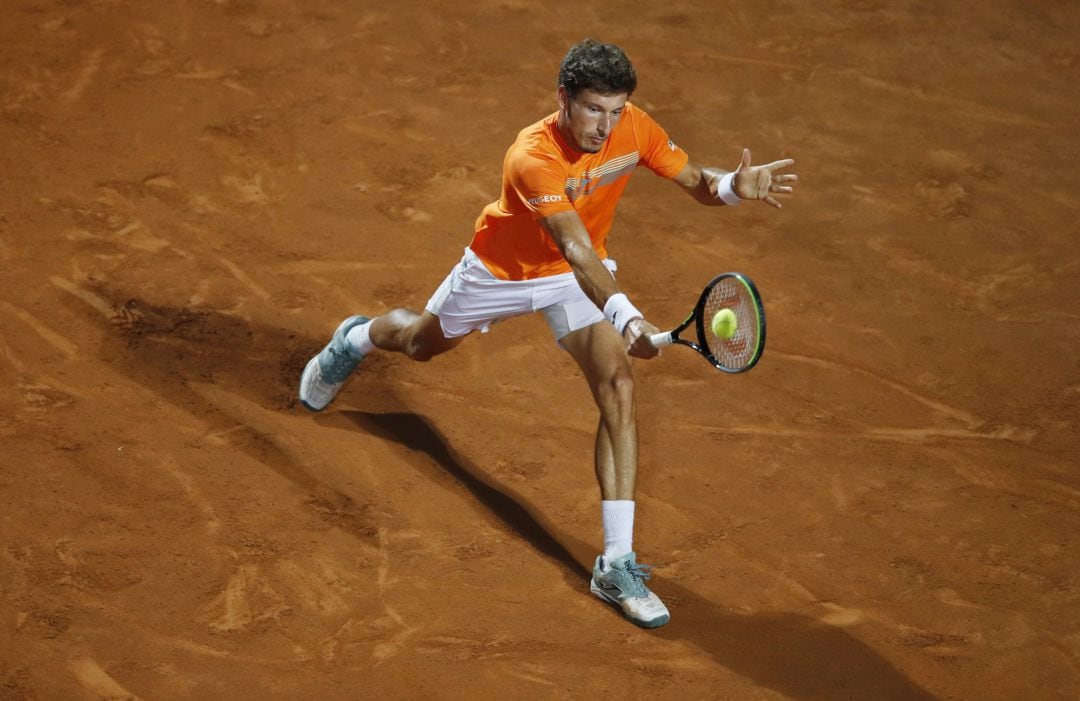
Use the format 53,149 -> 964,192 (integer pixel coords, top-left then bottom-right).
557,85 -> 569,112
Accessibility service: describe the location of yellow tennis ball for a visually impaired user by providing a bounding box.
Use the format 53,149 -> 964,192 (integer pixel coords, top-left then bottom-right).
711,308 -> 738,339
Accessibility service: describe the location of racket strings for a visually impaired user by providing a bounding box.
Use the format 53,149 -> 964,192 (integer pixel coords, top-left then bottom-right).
703,278 -> 760,368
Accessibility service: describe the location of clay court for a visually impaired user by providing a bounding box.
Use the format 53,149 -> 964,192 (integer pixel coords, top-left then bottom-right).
2,1 -> 1078,699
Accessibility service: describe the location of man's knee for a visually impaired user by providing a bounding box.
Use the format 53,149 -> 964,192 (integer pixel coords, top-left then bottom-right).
405,318 -> 458,361
406,340 -> 438,362
598,365 -> 635,407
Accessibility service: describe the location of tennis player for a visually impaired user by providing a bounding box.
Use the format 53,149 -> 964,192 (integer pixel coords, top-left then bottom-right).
299,39 -> 796,628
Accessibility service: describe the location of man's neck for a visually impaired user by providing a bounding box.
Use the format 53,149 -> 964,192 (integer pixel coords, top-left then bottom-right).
554,109 -> 585,156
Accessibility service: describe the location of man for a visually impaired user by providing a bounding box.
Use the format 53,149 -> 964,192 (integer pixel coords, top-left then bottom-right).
299,39 -> 796,628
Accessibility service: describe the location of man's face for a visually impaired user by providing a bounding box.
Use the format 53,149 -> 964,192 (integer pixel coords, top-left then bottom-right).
557,87 -> 628,153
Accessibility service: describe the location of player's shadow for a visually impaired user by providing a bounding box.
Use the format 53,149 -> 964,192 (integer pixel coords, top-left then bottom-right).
71,290 -> 383,543
331,409 -> 939,701
337,410 -> 591,574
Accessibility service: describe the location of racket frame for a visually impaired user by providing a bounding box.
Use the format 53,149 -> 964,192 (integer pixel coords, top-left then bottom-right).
649,272 -> 766,373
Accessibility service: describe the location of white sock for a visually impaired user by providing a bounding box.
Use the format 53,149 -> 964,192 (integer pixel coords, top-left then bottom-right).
601,500 -> 635,568
345,320 -> 376,357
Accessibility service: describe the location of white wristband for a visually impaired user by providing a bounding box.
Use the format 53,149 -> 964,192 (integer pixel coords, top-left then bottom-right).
603,293 -> 642,335
716,171 -> 742,206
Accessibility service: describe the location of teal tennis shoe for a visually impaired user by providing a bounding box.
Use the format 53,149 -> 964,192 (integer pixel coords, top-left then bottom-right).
590,552 -> 670,628
298,315 -> 370,411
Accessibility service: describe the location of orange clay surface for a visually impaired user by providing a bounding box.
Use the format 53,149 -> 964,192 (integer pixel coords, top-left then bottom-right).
2,2 -> 1078,699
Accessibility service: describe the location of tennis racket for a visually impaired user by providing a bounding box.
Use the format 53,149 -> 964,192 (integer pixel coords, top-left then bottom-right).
649,272 -> 766,373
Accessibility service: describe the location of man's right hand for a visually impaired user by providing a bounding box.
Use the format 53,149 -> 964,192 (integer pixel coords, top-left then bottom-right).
624,318 -> 661,359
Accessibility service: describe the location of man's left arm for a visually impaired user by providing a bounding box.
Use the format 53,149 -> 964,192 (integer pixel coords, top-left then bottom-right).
674,148 -> 797,208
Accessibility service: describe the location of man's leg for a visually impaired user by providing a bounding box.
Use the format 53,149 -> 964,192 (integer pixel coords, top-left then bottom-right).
299,310 -> 463,411
560,320 -> 670,628
368,309 -> 463,361
300,246 -> 519,410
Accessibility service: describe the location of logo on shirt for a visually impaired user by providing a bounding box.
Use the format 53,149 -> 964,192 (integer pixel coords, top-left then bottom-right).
528,194 -> 563,205
564,151 -> 640,202
667,139 -> 677,152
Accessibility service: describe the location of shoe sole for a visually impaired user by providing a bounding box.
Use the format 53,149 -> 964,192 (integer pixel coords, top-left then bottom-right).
590,579 -> 671,629
298,355 -> 326,412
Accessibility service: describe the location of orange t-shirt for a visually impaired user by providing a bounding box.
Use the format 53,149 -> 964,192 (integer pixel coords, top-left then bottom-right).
469,103 -> 689,280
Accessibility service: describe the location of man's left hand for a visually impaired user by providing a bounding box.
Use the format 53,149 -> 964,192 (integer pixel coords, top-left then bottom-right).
730,148 -> 798,208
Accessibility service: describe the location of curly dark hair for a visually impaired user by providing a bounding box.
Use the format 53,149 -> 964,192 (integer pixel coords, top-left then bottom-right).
557,39 -> 637,98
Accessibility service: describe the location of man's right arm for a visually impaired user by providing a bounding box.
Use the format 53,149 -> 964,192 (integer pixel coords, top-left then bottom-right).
540,210 -> 659,358
540,210 -> 618,309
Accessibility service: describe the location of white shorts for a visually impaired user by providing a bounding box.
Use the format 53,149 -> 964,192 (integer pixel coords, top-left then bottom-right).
425,247 -> 616,341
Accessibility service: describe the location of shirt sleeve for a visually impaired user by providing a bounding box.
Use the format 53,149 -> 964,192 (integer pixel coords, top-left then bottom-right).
507,150 -> 574,219
632,105 -> 690,179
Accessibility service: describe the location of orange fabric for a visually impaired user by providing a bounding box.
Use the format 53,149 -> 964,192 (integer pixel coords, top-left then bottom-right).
469,103 -> 689,280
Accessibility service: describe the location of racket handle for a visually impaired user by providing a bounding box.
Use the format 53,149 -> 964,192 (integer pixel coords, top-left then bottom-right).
649,332 -> 674,347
